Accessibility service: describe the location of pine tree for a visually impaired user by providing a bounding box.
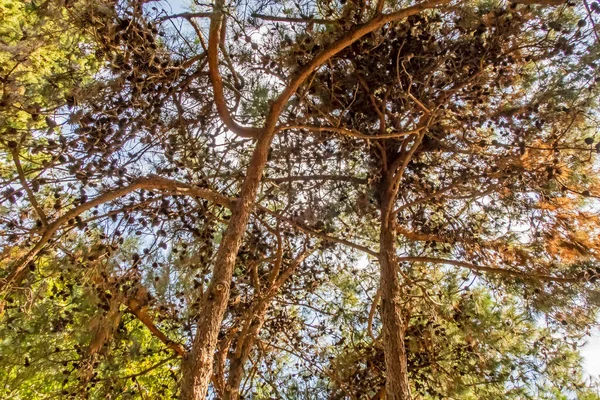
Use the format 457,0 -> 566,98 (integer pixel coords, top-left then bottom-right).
1,0 -> 600,399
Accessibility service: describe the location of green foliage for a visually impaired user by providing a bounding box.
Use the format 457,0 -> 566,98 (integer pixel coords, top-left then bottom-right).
0,0 -> 98,135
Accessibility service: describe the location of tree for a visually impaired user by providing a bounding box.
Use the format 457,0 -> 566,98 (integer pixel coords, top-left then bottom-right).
1,0 -> 600,399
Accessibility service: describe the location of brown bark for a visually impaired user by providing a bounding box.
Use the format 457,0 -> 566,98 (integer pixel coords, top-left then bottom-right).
368,287 -> 382,341
180,9 -> 272,394
223,250 -> 311,400
222,306 -> 268,400
378,172 -> 411,400
371,386 -> 386,400
206,3 -> 261,139
0,175 -> 232,293
178,2 -> 452,397
178,130 -> 275,400
374,115 -> 428,399
213,334 -> 233,397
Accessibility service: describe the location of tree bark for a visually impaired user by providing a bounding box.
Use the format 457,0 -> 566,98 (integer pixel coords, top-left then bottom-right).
223,250 -> 310,399
379,173 -> 411,400
222,306 -> 268,400
179,6 -> 276,395
178,1 -> 450,396
179,132 -> 274,400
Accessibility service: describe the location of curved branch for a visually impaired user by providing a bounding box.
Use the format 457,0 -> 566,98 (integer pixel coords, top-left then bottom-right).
266,174 -> 367,184
0,172 -> 374,293
158,12 -> 212,21
367,287 -> 381,341
251,13 -> 338,25
396,256 -> 583,283
278,124 -> 424,140
126,296 -> 186,357
208,5 -> 261,139
9,147 -> 47,226
511,0 -> 565,5
0,175 -> 232,292
264,0 -> 451,136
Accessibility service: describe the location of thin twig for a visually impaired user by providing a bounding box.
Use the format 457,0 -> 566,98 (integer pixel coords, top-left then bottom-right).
9,147 -> 47,226
278,124 -> 424,140
396,256 -> 583,283
251,13 -> 337,25
158,12 -> 212,22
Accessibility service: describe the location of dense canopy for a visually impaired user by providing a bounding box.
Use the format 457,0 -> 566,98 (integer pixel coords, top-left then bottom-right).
1,0 -> 600,398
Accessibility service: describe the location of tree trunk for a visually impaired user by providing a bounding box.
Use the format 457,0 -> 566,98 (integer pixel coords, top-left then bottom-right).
179,131 -> 274,400
379,175 -> 412,400
177,0 -> 444,393
223,249 -> 310,399
223,356 -> 244,400
222,307 -> 267,400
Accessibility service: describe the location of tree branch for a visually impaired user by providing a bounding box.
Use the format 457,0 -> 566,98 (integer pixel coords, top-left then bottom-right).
251,13 -> 337,25
125,296 -> 186,357
9,147 -> 48,226
396,256 -> 582,283
510,0 -> 566,5
263,0 -> 451,137
208,5 -> 261,139
0,172 -> 374,293
0,175 -> 232,292
158,12 -> 212,21
367,287 -> 381,341
278,124 -> 424,140
265,174 -> 367,184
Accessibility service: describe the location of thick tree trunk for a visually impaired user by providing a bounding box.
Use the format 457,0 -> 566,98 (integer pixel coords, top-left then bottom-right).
379,177 -> 412,400
179,132 -> 274,400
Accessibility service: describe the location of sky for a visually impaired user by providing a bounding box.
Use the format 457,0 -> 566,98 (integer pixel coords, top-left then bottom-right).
583,329 -> 600,379
157,0 -> 600,382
